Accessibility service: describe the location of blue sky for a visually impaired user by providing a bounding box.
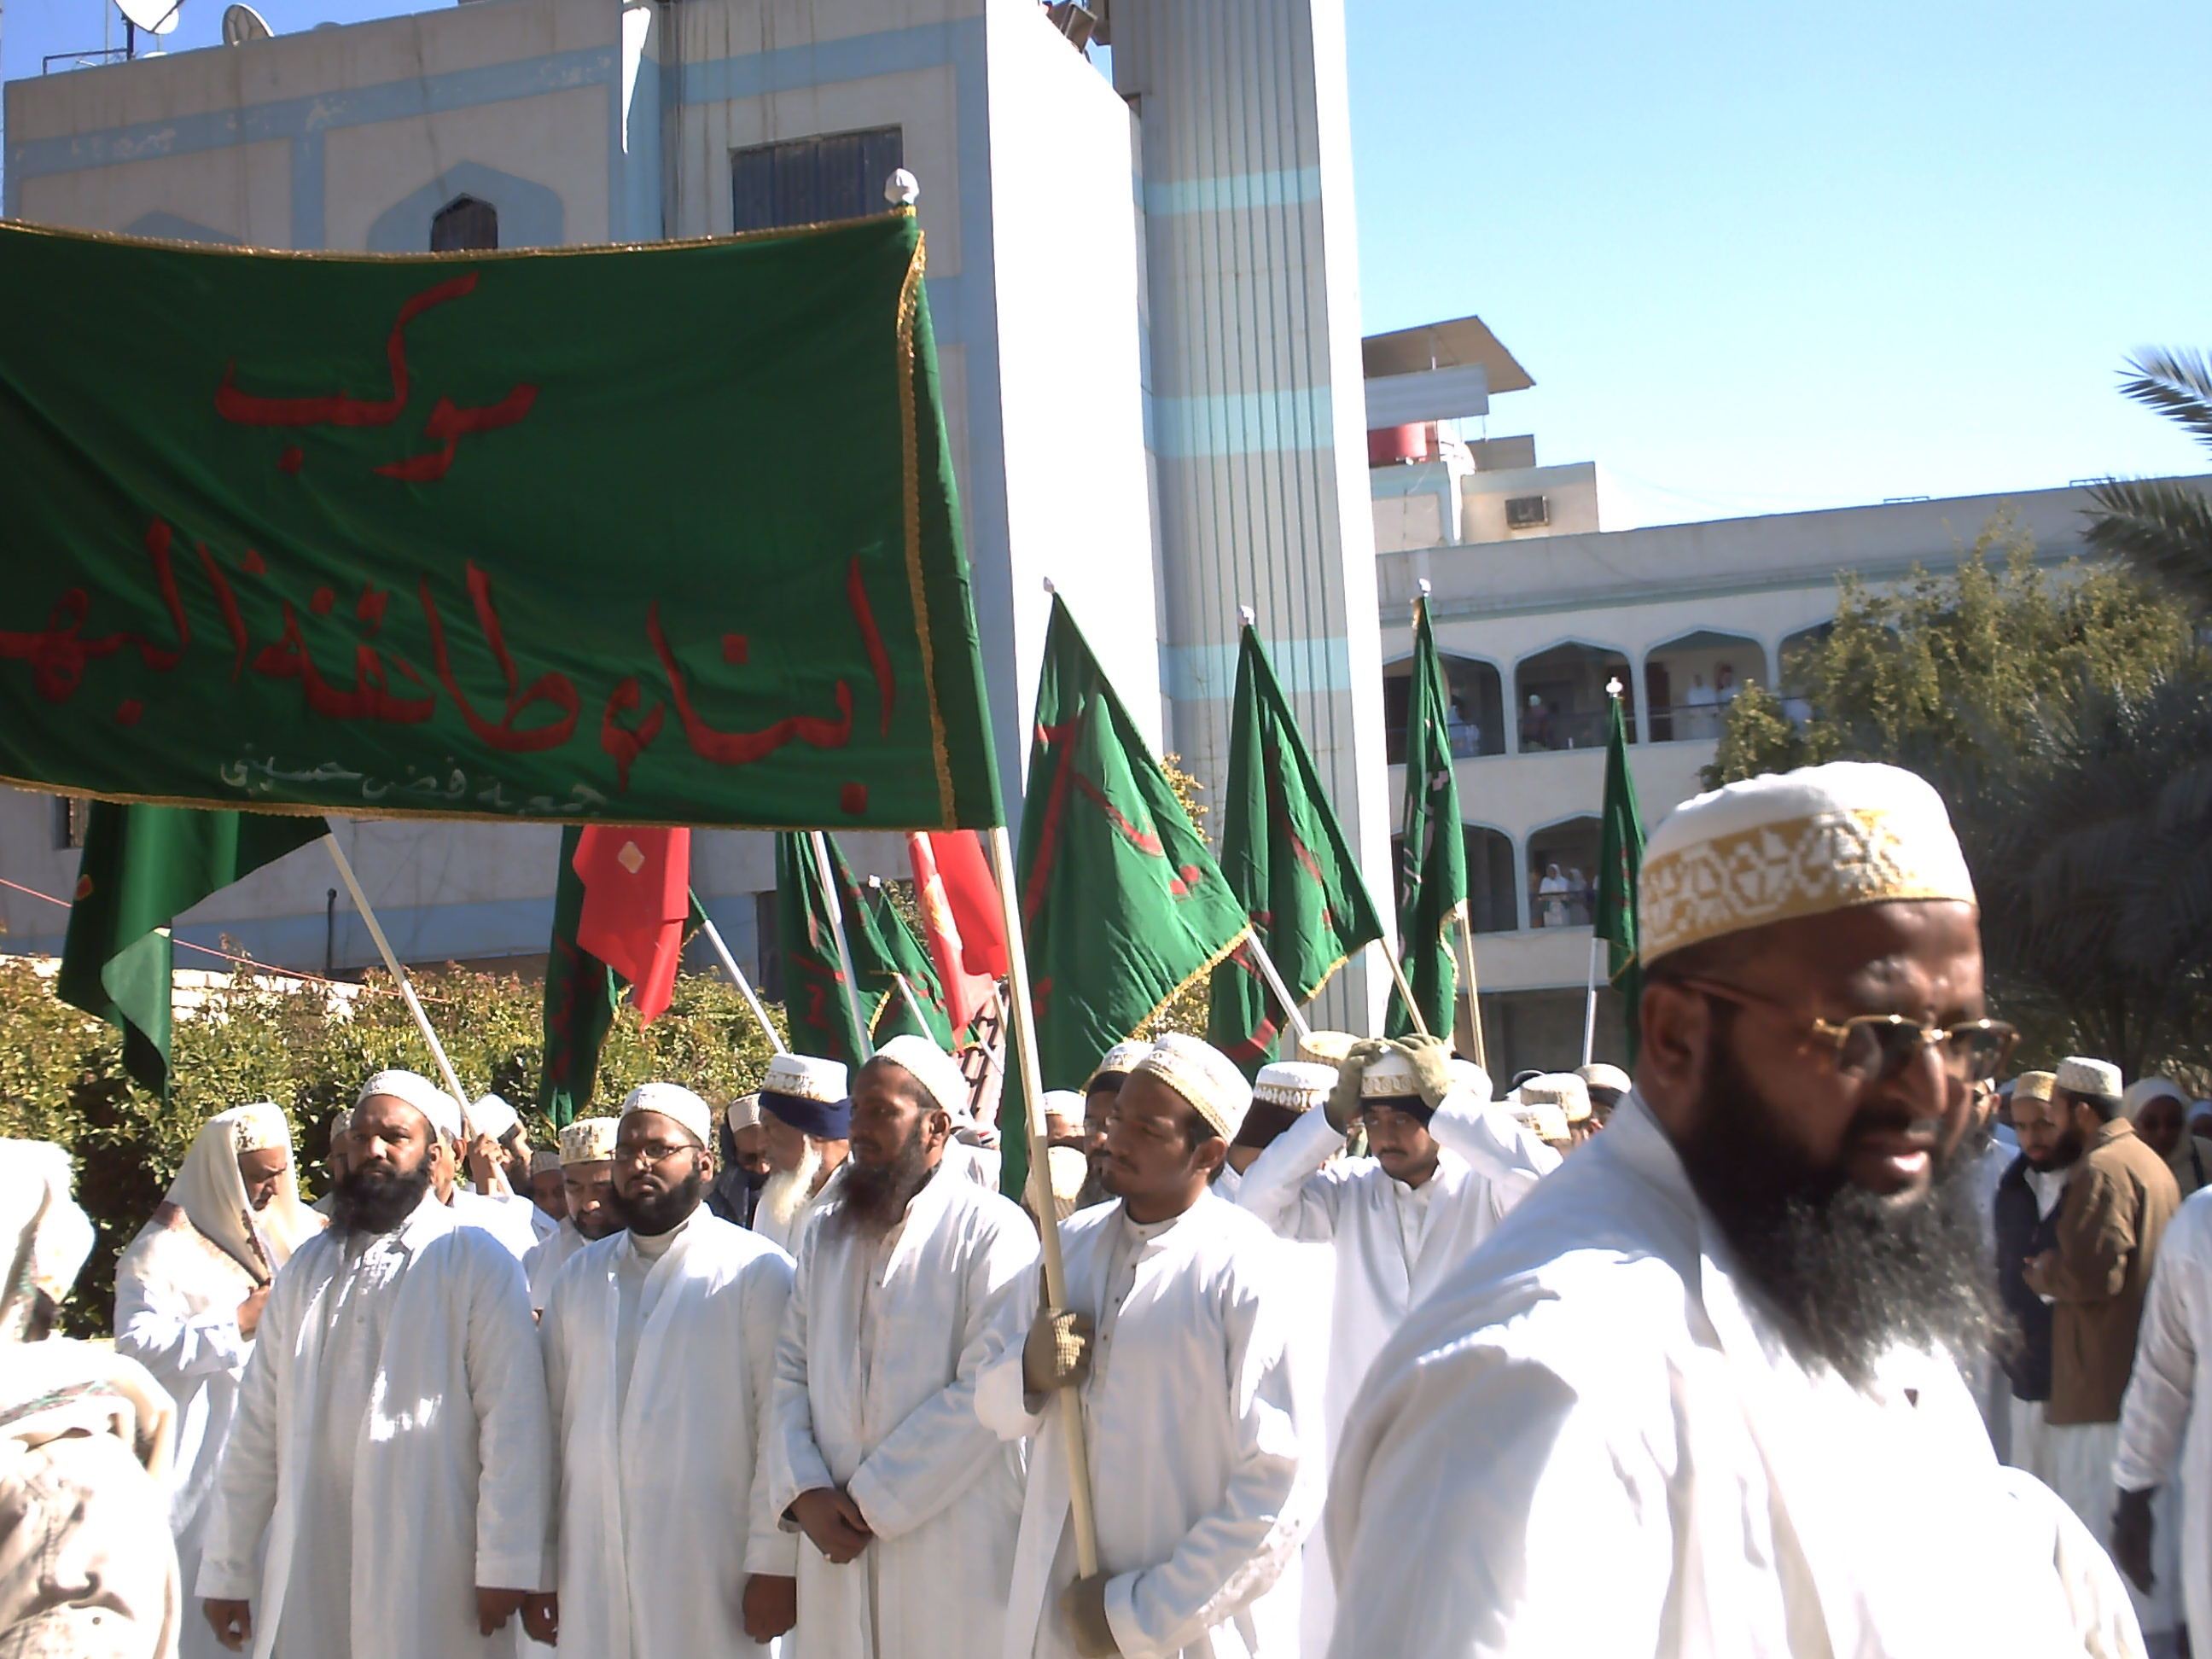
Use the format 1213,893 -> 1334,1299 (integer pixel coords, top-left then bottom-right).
8,0 -> 2209,523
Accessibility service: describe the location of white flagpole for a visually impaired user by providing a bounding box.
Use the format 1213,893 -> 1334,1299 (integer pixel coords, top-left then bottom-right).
984,824 -> 1103,1580
693,906 -> 788,1056
1238,934 -> 1314,1045
323,833 -> 474,1135
1581,934 -> 1602,1068
807,832 -> 875,1062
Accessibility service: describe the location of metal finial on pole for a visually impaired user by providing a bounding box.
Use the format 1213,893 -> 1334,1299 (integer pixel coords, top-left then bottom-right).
1606,677 -> 1623,700
1238,605 -> 1255,627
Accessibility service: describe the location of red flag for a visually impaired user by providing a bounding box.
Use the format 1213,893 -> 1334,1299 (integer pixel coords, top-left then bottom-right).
907,830 -> 1005,1033
573,826 -> 690,1026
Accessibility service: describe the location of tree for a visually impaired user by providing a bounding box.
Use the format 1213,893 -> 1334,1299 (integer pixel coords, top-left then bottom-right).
2084,349 -> 2212,606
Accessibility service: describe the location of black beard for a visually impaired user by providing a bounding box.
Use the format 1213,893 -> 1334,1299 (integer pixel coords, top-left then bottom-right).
835,1124 -> 936,1241
608,1168 -> 704,1237
1675,1019 -> 1997,1388
331,1159 -> 433,1237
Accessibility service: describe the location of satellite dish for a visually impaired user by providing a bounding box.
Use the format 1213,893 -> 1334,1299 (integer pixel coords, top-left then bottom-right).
222,3 -> 271,43
117,0 -> 184,35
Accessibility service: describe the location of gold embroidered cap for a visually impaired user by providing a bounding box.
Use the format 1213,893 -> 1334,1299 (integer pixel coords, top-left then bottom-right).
2010,1071 -> 2057,1104
1252,1062 -> 1336,1115
1639,762 -> 1975,965
230,1102 -> 291,1156
1086,1040 -> 1155,1091
2056,1057 -> 2122,1099
1132,1033 -> 1251,1141
558,1117 -> 620,1165
1297,1030 -> 1359,1066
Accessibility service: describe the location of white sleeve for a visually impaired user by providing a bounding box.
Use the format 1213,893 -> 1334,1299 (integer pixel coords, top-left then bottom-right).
2114,1210 -> 2199,1493
1234,1111 -> 1353,1243
114,1249 -> 249,1390
1426,1088 -> 1560,1220
973,1255 -> 1047,1441
742,1251 -> 800,1577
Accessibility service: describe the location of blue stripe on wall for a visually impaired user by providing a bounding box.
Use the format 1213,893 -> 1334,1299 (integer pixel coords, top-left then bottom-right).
1142,165 -> 1318,218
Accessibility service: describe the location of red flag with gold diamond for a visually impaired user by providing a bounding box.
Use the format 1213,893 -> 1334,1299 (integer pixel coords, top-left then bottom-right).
573,825 -> 690,1024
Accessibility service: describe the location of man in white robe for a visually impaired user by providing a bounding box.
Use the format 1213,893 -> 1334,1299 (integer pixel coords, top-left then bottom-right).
981,1033 -> 1316,1659
1325,761 -> 2145,1656
754,1052 -> 853,1254
530,1083 -> 797,1656
197,1068 -> 551,1659
771,1033 -> 1039,1658
115,1103 -> 321,1658
521,1119 -> 619,1315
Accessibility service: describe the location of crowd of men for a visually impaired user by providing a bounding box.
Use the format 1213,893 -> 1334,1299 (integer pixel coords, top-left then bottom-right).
7,758 -> 2212,1655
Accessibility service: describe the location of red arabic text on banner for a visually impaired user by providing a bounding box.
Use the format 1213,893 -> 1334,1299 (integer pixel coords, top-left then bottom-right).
907,830 -> 1000,1033
573,825 -> 690,1026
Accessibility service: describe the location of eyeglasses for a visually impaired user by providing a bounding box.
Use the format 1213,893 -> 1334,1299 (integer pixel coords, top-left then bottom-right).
614,1139 -> 701,1170
1678,978 -> 2018,1085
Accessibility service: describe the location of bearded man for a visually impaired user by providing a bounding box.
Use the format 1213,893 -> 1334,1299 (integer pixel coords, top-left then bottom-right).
530,1084 -> 797,1656
521,1120 -> 620,1315
1324,761 -> 2144,1656
115,1103 -> 322,1659
197,1069 -> 550,1659
771,1033 -> 1039,1658
754,1054 -> 853,1254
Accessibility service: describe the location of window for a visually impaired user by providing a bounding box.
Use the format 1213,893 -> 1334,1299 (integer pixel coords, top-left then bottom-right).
731,127 -> 905,234
51,795 -> 88,851
1382,655 -> 1505,763
1464,826 -> 1516,934
1528,817 -> 1601,930
1642,629 -> 1763,743
430,195 -> 498,252
754,892 -> 782,1001
1505,493 -> 1550,530
1515,643 -> 1633,751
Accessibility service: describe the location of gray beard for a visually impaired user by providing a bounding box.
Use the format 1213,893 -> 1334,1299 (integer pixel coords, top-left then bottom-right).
758,1144 -> 824,1237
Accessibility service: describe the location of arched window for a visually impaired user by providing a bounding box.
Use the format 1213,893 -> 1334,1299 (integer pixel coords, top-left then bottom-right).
1643,628 -> 1764,742
1527,817 -> 1601,930
1464,825 -> 1516,934
431,195 -> 498,252
1513,643 -> 1633,752
1382,655 -> 1506,763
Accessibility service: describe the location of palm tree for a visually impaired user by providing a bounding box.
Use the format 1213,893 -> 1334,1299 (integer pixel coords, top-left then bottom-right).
2085,349 -> 2212,605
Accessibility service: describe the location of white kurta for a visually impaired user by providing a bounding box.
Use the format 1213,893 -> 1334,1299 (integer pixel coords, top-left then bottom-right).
541,1208 -> 796,1659
771,1162 -> 1038,1659
1232,1091 -> 1557,1453
977,1194 -> 1318,1659
114,1211 -> 260,1659
1325,1094 -> 2146,1658
2116,1185 -> 2212,1650
450,1189 -> 543,1260
522,1221 -> 587,1315
754,1162 -> 847,1258
197,1192 -> 552,1659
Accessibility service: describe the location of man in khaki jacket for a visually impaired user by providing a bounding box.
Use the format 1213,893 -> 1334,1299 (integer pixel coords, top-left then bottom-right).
2023,1054 -> 2180,1624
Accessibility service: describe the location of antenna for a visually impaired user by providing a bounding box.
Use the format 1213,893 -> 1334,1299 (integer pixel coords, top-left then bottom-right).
222,3 -> 271,44
118,0 -> 185,46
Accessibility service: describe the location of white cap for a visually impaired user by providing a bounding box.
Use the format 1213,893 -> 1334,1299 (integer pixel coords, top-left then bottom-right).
1251,1062 -> 1336,1115
1509,1096 -> 1573,1144
1577,1062 -> 1633,1095
470,1093 -> 520,1142
1131,1033 -> 1251,1141
358,1068 -> 463,1143
1359,1047 -> 1423,1099
620,1082 -> 713,1148
528,1147 -> 562,1177
1086,1040 -> 1153,1090
230,1102 -> 291,1155
1298,1030 -> 1359,1066
870,1034 -> 971,1124
726,1094 -> 763,1132
1639,761 -> 1975,964
2057,1057 -> 2123,1099
559,1118 -> 620,1164
1520,1073 -> 1592,1126
762,1052 -> 847,1103
1042,1090 -> 1086,1136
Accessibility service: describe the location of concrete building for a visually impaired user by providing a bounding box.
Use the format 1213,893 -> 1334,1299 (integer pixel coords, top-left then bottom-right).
2,0 -> 1391,1005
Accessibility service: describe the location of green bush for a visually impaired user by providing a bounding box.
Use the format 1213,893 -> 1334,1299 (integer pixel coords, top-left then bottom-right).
0,958 -> 786,1336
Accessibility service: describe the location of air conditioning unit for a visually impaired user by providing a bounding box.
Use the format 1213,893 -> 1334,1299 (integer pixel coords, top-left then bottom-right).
1505,493 -> 1550,530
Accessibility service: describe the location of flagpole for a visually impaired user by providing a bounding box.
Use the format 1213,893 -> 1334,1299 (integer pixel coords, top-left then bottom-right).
984,824 -> 1103,1580
323,834 -> 474,1135
1452,902 -> 1488,1074
1581,935 -> 1601,1068
691,900 -> 788,1056
866,876 -> 940,1041
808,832 -> 875,1063
1238,935 -> 1314,1045
1366,937 -> 1429,1039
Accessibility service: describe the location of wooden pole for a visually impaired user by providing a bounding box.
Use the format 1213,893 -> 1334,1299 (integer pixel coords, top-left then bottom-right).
323,834 -> 474,1136
693,904 -> 788,1056
1581,934 -> 1601,1068
985,824 -> 1102,1578
1238,934 -> 1314,1045
808,832 -> 874,1062
1367,936 -> 1429,1039
1452,902 -> 1487,1074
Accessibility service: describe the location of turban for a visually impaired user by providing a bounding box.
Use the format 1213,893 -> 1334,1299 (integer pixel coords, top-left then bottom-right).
2122,1078 -> 2189,1121
620,1082 -> 714,1148
871,1035 -> 972,1125
2056,1057 -> 2122,1099
358,1069 -> 463,1144
2011,1070 -> 2057,1104
760,1054 -> 853,1141
470,1093 -> 521,1142
1131,1033 -> 1250,1142
559,1118 -> 620,1164
1086,1040 -> 1154,1091
1639,761 -> 1975,964
1522,1073 -> 1592,1126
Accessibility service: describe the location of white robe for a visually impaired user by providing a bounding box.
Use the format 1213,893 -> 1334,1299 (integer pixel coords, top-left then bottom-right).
450,1189 -> 543,1260
1232,1091 -> 1557,1453
977,1194 -> 1318,1659
1325,1094 -> 2146,1658
770,1162 -> 1038,1658
754,1161 -> 847,1258
197,1191 -> 552,1659
522,1220 -> 587,1314
540,1208 -> 796,1659
2116,1185 -> 2212,1650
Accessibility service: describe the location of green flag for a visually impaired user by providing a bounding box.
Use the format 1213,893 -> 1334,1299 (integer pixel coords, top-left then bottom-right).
864,881 -> 957,1047
777,832 -> 907,1068
536,824 -> 622,1127
58,801 -> 327,1094
1012,596 -> 1250,1196
1388,597 -> 1468,1039
1595,691 -> 1647,1064
1208,625 -> 1386,1074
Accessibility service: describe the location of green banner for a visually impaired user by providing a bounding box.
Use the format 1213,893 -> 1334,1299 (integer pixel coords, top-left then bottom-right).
1388,596 -> 1467,1039
1595,693 -> 1646,1064
537,824 -> 622,1127
0,213 -> 998,830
